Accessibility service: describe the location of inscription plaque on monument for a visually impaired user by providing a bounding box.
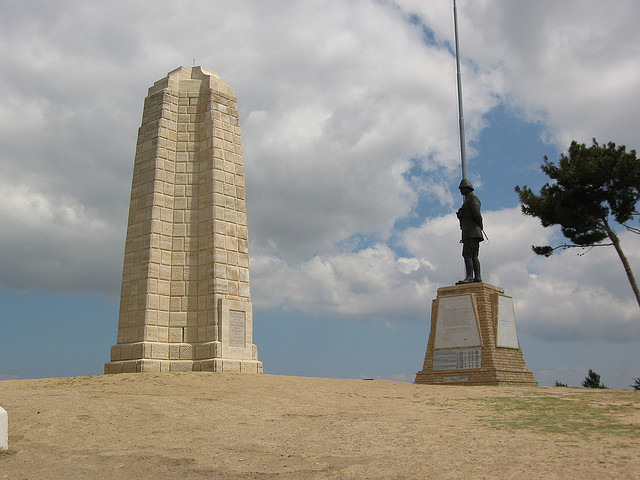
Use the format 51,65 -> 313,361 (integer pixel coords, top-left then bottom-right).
497,295 -> 519,348
229,310 -> 246,348
433,347 -> 481,370
433,295 -> 481,349
443,376 -> 469,382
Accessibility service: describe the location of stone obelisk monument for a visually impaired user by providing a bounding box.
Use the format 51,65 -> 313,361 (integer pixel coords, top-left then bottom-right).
105,66 -> 262,374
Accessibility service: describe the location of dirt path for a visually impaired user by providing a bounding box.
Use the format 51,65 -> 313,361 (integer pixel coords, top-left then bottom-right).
1,373 -> 639,479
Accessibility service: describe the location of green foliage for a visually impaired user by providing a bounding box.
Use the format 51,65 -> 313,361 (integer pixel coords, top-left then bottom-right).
554,380 -> 569,387
516,139 -> 640,308
582,369 -> 607,389
631,377 -> 640,391
533,245 -> 555,257
515,139 -> 640,252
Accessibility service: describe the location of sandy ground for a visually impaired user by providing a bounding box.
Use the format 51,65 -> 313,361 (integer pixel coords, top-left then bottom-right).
0,373 -> 639,479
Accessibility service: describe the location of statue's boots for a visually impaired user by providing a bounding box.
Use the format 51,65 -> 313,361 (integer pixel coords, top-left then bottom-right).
456,258 -> 475,285
473,258 -> 482,283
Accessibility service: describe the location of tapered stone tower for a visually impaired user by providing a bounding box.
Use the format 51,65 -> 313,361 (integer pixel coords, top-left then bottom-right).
105,66 -> 262,374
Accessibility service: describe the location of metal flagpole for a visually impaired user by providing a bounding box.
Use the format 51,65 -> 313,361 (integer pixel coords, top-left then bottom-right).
453,0 -> 467,181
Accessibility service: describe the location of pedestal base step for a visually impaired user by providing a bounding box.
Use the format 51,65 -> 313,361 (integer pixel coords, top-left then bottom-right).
104,358 -> 263,374
415,367 -> 537,386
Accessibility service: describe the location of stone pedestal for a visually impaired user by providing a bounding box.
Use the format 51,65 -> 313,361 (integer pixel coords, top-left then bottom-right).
415,282 -> 536,386
105,66 -> 262,374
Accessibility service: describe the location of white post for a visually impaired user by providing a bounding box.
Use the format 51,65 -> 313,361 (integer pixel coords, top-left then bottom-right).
0,406 -> 7,451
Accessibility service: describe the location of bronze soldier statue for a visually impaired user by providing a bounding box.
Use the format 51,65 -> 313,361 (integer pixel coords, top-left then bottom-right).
455,179 -> 483,284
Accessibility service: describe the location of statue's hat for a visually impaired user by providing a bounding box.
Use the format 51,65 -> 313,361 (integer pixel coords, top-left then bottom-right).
459,178 -> 474,190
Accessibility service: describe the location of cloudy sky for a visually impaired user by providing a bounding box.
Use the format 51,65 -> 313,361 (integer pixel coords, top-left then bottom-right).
1,0 -> 639,389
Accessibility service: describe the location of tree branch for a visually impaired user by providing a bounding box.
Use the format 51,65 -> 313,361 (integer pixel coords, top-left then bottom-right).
532,242 -> 613,257
622,223 -> 640,234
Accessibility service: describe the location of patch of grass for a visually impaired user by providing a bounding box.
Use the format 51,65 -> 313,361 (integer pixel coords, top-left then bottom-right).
413,399 -> 468,412
473,394 -> 640,440
346,392 -> 366,398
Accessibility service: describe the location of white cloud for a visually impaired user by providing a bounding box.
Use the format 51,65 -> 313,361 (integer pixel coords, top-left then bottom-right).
510,229 -> 640,343
398,0 -> 640,149
2,0 -> 492,280
459,0 -> 640,150
252,205 -> 640,343
0,0 -> 639,346
0,184 -> 122,293
251,243 -> 435,321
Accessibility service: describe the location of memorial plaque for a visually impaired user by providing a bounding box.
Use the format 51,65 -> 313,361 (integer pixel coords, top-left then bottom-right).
433,349 -> 459,370
229,310 -> 246,348
434,295 -> 481,349
443,376 -> 468,382
433,348 -> 481,370
497,295 -> 519,348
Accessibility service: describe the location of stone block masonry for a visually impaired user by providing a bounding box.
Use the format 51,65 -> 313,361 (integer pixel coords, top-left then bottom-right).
105,66 -> 262,374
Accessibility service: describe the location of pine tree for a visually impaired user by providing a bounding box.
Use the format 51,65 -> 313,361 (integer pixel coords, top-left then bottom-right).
515,139 -> 640,309
581,369 -> 606,389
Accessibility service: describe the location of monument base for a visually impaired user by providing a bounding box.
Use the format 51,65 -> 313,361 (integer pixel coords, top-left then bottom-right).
415,282 -> 537,387
105,297 -> 262,375
104,358 -> 263,374
105,340 -> 262,374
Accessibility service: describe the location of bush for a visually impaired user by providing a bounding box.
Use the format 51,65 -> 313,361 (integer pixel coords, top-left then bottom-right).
582,369 -> 606,389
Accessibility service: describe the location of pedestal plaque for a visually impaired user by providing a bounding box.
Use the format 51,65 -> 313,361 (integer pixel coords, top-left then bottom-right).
497,295 -> 519,348
415,283 -> 537,386
218,298 -> 256,364
434,295 -> 481,348
433,348 -> 481,370
229,311 -> 246,348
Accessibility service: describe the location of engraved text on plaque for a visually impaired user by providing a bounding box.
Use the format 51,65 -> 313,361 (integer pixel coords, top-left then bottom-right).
433,348 -> 482,370
229,310 -> 246,348
497,295 -> 519,348
434,295 -> 481,349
